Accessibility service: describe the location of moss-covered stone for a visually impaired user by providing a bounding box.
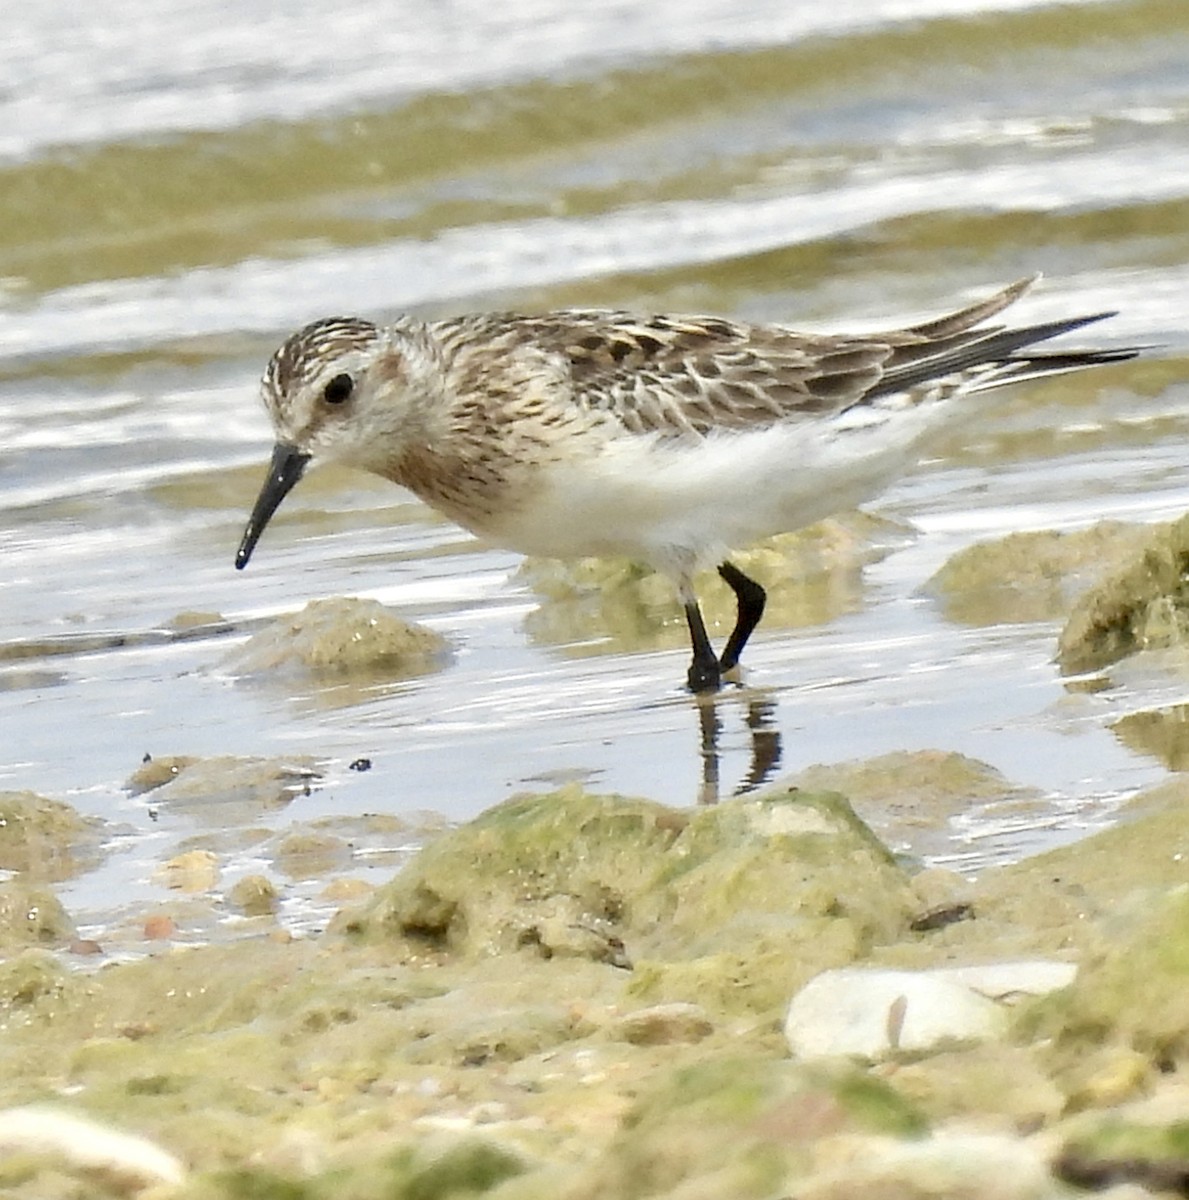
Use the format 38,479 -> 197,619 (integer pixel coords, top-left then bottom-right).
1057,512 -> 1189,674
786,750 -> 1044,863
227,874 -> 281,917
338,787 -> 685,958
1017,887 -> 1189,1084
0,790 -> 104,882
340,786 -> 913,1017
13,762 -> 1183,1197
566,1054 -> 925,1200
0,882 -> 75,950
224,597 -> 448,679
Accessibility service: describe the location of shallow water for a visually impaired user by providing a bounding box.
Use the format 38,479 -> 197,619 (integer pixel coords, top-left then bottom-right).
1,0 -> 1187,936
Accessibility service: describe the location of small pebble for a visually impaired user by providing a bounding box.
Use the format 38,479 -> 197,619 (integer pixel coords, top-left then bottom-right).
143,915 -> 175,940
614,1002 -> 715,1046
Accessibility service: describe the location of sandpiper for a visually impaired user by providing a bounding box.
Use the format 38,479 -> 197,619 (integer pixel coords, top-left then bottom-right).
235,276 -> 1137,691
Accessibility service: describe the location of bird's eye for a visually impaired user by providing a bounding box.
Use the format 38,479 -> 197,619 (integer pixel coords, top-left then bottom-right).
322,373 -> 354,405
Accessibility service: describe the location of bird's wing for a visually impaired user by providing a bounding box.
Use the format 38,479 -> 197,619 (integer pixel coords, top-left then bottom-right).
436,278 -> 1126,439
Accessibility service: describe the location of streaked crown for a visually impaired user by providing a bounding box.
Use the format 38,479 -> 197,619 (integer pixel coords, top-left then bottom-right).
264,316 -> 380,402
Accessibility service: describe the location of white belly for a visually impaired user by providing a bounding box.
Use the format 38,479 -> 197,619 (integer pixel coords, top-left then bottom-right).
485,408 -> 949,576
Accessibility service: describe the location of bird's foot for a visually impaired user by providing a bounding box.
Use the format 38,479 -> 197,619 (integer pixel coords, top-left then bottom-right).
687,656 -> 722,693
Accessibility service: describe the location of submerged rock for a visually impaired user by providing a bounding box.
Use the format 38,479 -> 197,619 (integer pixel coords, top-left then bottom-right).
925,522 -> 1137,627
223,596 -> 448,678
518,514 -> 908,653
125,754 -> 321,821
786,749 -> 1044,864
1110,704 -> 1189,771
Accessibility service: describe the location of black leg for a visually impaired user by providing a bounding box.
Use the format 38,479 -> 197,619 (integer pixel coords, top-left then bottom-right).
717,562 -> 766,673
682,592 -> 721,692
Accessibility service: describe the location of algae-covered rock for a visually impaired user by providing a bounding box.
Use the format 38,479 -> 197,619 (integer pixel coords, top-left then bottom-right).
570,1054 -> 925,1200
227,875 -> 280,917
224,596 -> 448,678
126,755 -> 199,794
925,523 -> 1137,627
0,949 -> 77,1016
0,882 -> 75,949
1018,887 -> 1189,1081
1058,512 -> 1189,674
1056,1118 -> 1189,1193
0,790 -> 104,882
340,785 -> 914,1017
339,787 -> 682,960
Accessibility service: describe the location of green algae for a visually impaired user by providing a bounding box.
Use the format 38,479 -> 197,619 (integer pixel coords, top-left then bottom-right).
8,771 -> 1189,1197
341,786 -> 914,1017
186,1139 -> 528,1200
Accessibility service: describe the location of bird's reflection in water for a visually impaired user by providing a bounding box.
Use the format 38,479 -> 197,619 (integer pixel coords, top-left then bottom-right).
695,690 -> 782,805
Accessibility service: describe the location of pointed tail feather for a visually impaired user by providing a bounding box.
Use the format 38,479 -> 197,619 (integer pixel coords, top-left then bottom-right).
870,309 -> 1137,401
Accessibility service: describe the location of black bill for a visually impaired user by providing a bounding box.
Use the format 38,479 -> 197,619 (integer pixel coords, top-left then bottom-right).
235,442 -> 312,569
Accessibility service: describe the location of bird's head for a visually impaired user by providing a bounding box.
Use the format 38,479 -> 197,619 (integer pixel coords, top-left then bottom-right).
235,315 -> 437,569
